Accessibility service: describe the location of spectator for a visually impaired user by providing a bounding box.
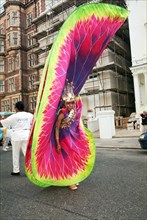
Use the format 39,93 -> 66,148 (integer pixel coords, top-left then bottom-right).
2,127 -> 11,151
140,111 -> 147,132
0,101 -> 33,175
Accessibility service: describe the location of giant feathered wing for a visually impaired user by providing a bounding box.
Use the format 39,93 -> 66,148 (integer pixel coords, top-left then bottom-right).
25,3 -> 128,187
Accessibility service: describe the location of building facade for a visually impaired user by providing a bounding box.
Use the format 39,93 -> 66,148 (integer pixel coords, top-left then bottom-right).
0,0 -> 45,112
127,0 -> 147,117
0,0 -> 135,118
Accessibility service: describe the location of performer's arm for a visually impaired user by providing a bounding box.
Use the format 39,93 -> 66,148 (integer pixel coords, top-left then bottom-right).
55,113 -> 64,153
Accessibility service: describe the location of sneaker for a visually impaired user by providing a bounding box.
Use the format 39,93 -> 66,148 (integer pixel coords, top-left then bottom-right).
3,148 -> 8,151
11,172 -> 20,176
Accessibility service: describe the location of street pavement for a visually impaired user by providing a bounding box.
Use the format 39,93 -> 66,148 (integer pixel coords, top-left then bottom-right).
0,147 -> 146,220
0,128 -> 146,220
93,128 -> 143,149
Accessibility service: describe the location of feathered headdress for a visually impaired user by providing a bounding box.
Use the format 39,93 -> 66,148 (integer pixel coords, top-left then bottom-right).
62,81 -> 76,102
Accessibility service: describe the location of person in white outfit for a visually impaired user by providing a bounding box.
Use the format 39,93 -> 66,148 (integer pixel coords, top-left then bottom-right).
2,127 -> 11,151
0,101 -> 33,175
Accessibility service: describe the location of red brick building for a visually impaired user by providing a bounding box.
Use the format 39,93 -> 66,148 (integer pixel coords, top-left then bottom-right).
0,0 -> 45,112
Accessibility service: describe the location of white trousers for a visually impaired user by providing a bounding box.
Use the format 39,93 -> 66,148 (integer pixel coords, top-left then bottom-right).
11,140 -> 28,173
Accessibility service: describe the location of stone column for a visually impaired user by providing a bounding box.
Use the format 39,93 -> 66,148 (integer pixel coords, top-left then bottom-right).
133,73 -> 140,115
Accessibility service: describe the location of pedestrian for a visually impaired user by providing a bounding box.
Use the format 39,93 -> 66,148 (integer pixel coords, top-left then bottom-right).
2,127 -> 11,151
0,101 -> 33,175
140,111 -> 147,132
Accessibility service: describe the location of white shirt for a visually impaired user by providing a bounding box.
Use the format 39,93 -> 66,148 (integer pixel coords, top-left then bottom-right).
1,112 -> 33,141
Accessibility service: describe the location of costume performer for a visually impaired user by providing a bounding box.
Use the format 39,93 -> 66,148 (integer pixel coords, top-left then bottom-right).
25,3 -> 128,188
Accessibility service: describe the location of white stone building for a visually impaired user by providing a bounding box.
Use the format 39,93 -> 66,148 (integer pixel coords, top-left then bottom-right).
127,0 -> 147,117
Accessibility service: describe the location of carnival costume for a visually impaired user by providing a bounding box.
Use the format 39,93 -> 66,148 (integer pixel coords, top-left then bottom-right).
25,3 -> 128,187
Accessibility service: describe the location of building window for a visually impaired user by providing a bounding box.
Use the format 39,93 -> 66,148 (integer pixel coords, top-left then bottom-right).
9,78 -> 15,92
13,32 -> 18,45
8,33 -> 10,47
8,58 -> 14,72
0,59 -> 4,72
30,96 -> 37,111
12,97 -> 19,111
27,13 -> 32,27
0,24 -> 4,34
7,13 -> 10,27
15,55 -> 19,69
28,33 -> 33,47
28,75 -> 34,89
12,12 -> 18,25
28,54 -> 34,67
1,100 -> 10,112
0,80 -> 5,92
0,40 -> 4,52
37,1 -> 40,16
